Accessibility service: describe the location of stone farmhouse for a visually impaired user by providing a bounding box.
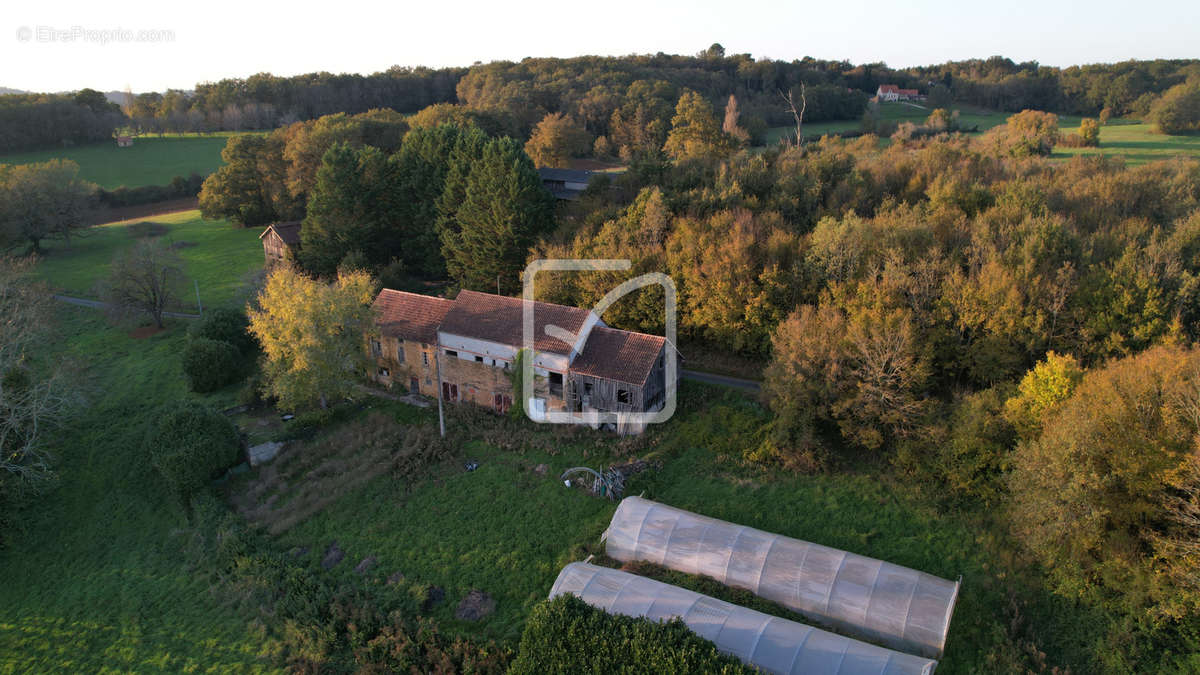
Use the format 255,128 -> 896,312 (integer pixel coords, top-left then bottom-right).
367,288 -> 675,432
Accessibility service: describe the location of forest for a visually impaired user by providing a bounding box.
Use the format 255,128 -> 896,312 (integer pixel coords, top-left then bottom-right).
4,50 -> 1199,153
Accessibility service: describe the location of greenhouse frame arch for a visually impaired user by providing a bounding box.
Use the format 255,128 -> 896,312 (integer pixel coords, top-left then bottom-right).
550,562 -> 938,675
602,496 -> 960,658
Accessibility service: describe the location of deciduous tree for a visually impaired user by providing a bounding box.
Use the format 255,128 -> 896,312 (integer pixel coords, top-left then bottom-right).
0,160 -> 95,253
247,265 -> 375,410
102,238 -> 187,328
663,90 -> 734,162
524,112 -> 591,168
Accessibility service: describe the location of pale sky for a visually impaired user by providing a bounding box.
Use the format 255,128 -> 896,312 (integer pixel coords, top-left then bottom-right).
3,0 -> 1197,93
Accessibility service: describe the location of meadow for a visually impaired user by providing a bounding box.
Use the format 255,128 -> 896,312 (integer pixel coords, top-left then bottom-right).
0,134 -> 240,189
32,209 -> 265,309
762,102 -> 1200,166
0,310 -> 278,672
0,203 -> 1185,673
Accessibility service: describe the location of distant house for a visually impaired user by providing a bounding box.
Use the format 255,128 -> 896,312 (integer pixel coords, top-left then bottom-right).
367,288 -> 676,433
537,168 -> 595,201
876,85 -> 925,102
116,136 -> 133,147
259,221 -> 302,267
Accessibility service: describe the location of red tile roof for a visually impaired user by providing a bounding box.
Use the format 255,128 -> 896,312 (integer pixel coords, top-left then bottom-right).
878,84 -> 901,94
373,289 -> 454,344
571,326 -> 666,386
438,290 -> 593,355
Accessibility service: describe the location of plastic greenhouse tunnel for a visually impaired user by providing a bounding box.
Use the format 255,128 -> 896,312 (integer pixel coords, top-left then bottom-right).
549,562 -> 938,675
602,496 -> 960,659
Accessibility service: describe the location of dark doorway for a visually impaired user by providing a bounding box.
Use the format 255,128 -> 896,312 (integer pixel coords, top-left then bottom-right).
410,377 -> 419,394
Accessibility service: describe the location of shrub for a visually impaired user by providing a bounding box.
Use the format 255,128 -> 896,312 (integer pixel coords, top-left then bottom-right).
986,109 -> 1059,157
928,386 -> 1017,506
1078,118 -> 1100,147
146,402 -> 240,516
1003,351 -> 1084,441
509,594 -> 754,674
1149,81 -> 1200,135
1009,345 -> 1200,617
189,307 -> 255,355
181,337 -> 243,393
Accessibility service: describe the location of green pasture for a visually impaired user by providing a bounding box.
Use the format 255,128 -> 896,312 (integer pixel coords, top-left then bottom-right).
0,134 -> 241,189
32,209 -> 265,310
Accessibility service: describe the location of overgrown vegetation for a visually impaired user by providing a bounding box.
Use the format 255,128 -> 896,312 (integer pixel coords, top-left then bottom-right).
510,594 -> 753,674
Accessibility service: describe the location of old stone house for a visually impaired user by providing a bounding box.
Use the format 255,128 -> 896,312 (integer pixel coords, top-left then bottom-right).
259,221 -> 302,267
368,288 -> 675,430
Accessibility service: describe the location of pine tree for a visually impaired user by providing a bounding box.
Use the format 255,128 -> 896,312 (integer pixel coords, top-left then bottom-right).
392,124 -> 465,277
435,124 -> 489,268
299,143 -> 399,276
442,137 -> 555,294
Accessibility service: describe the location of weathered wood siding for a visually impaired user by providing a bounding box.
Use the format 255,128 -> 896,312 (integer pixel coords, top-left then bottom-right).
262,230 -> 295,267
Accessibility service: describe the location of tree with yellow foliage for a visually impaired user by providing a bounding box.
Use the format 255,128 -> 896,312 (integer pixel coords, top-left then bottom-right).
247,265 -> 376,410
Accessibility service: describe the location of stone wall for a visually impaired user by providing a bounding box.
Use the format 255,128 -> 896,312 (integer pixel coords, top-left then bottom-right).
368,337 -> 438,397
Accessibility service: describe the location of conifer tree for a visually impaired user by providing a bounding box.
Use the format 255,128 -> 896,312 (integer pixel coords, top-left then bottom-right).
442,137 -> 555,294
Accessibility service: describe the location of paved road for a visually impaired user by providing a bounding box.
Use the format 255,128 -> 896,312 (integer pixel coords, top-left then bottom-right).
681,368 -> 761,392
54,294 -> 201,319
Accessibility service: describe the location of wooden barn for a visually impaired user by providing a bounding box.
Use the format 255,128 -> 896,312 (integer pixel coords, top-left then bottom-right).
259,221 -> 302,267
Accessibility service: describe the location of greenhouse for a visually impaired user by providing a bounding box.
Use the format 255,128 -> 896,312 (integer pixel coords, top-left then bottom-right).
602,496 -> 960,658
549,562 -> 938,675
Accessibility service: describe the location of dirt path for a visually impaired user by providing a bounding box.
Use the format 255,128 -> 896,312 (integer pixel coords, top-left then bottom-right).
53,294 -> 201,319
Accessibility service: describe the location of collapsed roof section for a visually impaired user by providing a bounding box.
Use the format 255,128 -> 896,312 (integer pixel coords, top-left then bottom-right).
603,497 -> 960,659
549,562 -> 937,675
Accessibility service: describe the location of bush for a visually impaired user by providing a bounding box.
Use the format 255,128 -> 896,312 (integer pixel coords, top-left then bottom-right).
189,307 -> 255,355
96,173 -> 204,208
1009,345 -> 1200,617
1003,351 -> 1083,441
509,594 -> 754,674
181,338 -> 243,393
1149,81 -> 1200,135
146,402 -> 240,515
1078,118 -> 1100,146
928,386 -> 1016,506
986,109 -> 1059,157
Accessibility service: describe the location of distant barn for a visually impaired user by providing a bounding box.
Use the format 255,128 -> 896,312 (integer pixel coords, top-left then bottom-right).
259,221 -> 302,267
537,168 -> 595,201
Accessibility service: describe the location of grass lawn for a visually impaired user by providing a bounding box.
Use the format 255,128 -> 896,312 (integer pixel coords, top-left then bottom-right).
0,135 -> 239,189
759,102 -> 1200,166
1054,123 -> 1200,165
32,209 -> 266,310
256,385 -> 1113,673
0,307 -> 279,673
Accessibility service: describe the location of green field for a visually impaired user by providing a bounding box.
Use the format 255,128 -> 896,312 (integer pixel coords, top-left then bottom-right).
0,320 -> 276,670
0,134 -> 239,189
1054,122 -> 1200,165
0,206 -> 1185,672
32,209 -> 265,309
760,102 -> 1200,166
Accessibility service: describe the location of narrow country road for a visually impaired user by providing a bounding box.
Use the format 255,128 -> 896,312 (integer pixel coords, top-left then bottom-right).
54,294 -> 201,319
681,369 -> 761,392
